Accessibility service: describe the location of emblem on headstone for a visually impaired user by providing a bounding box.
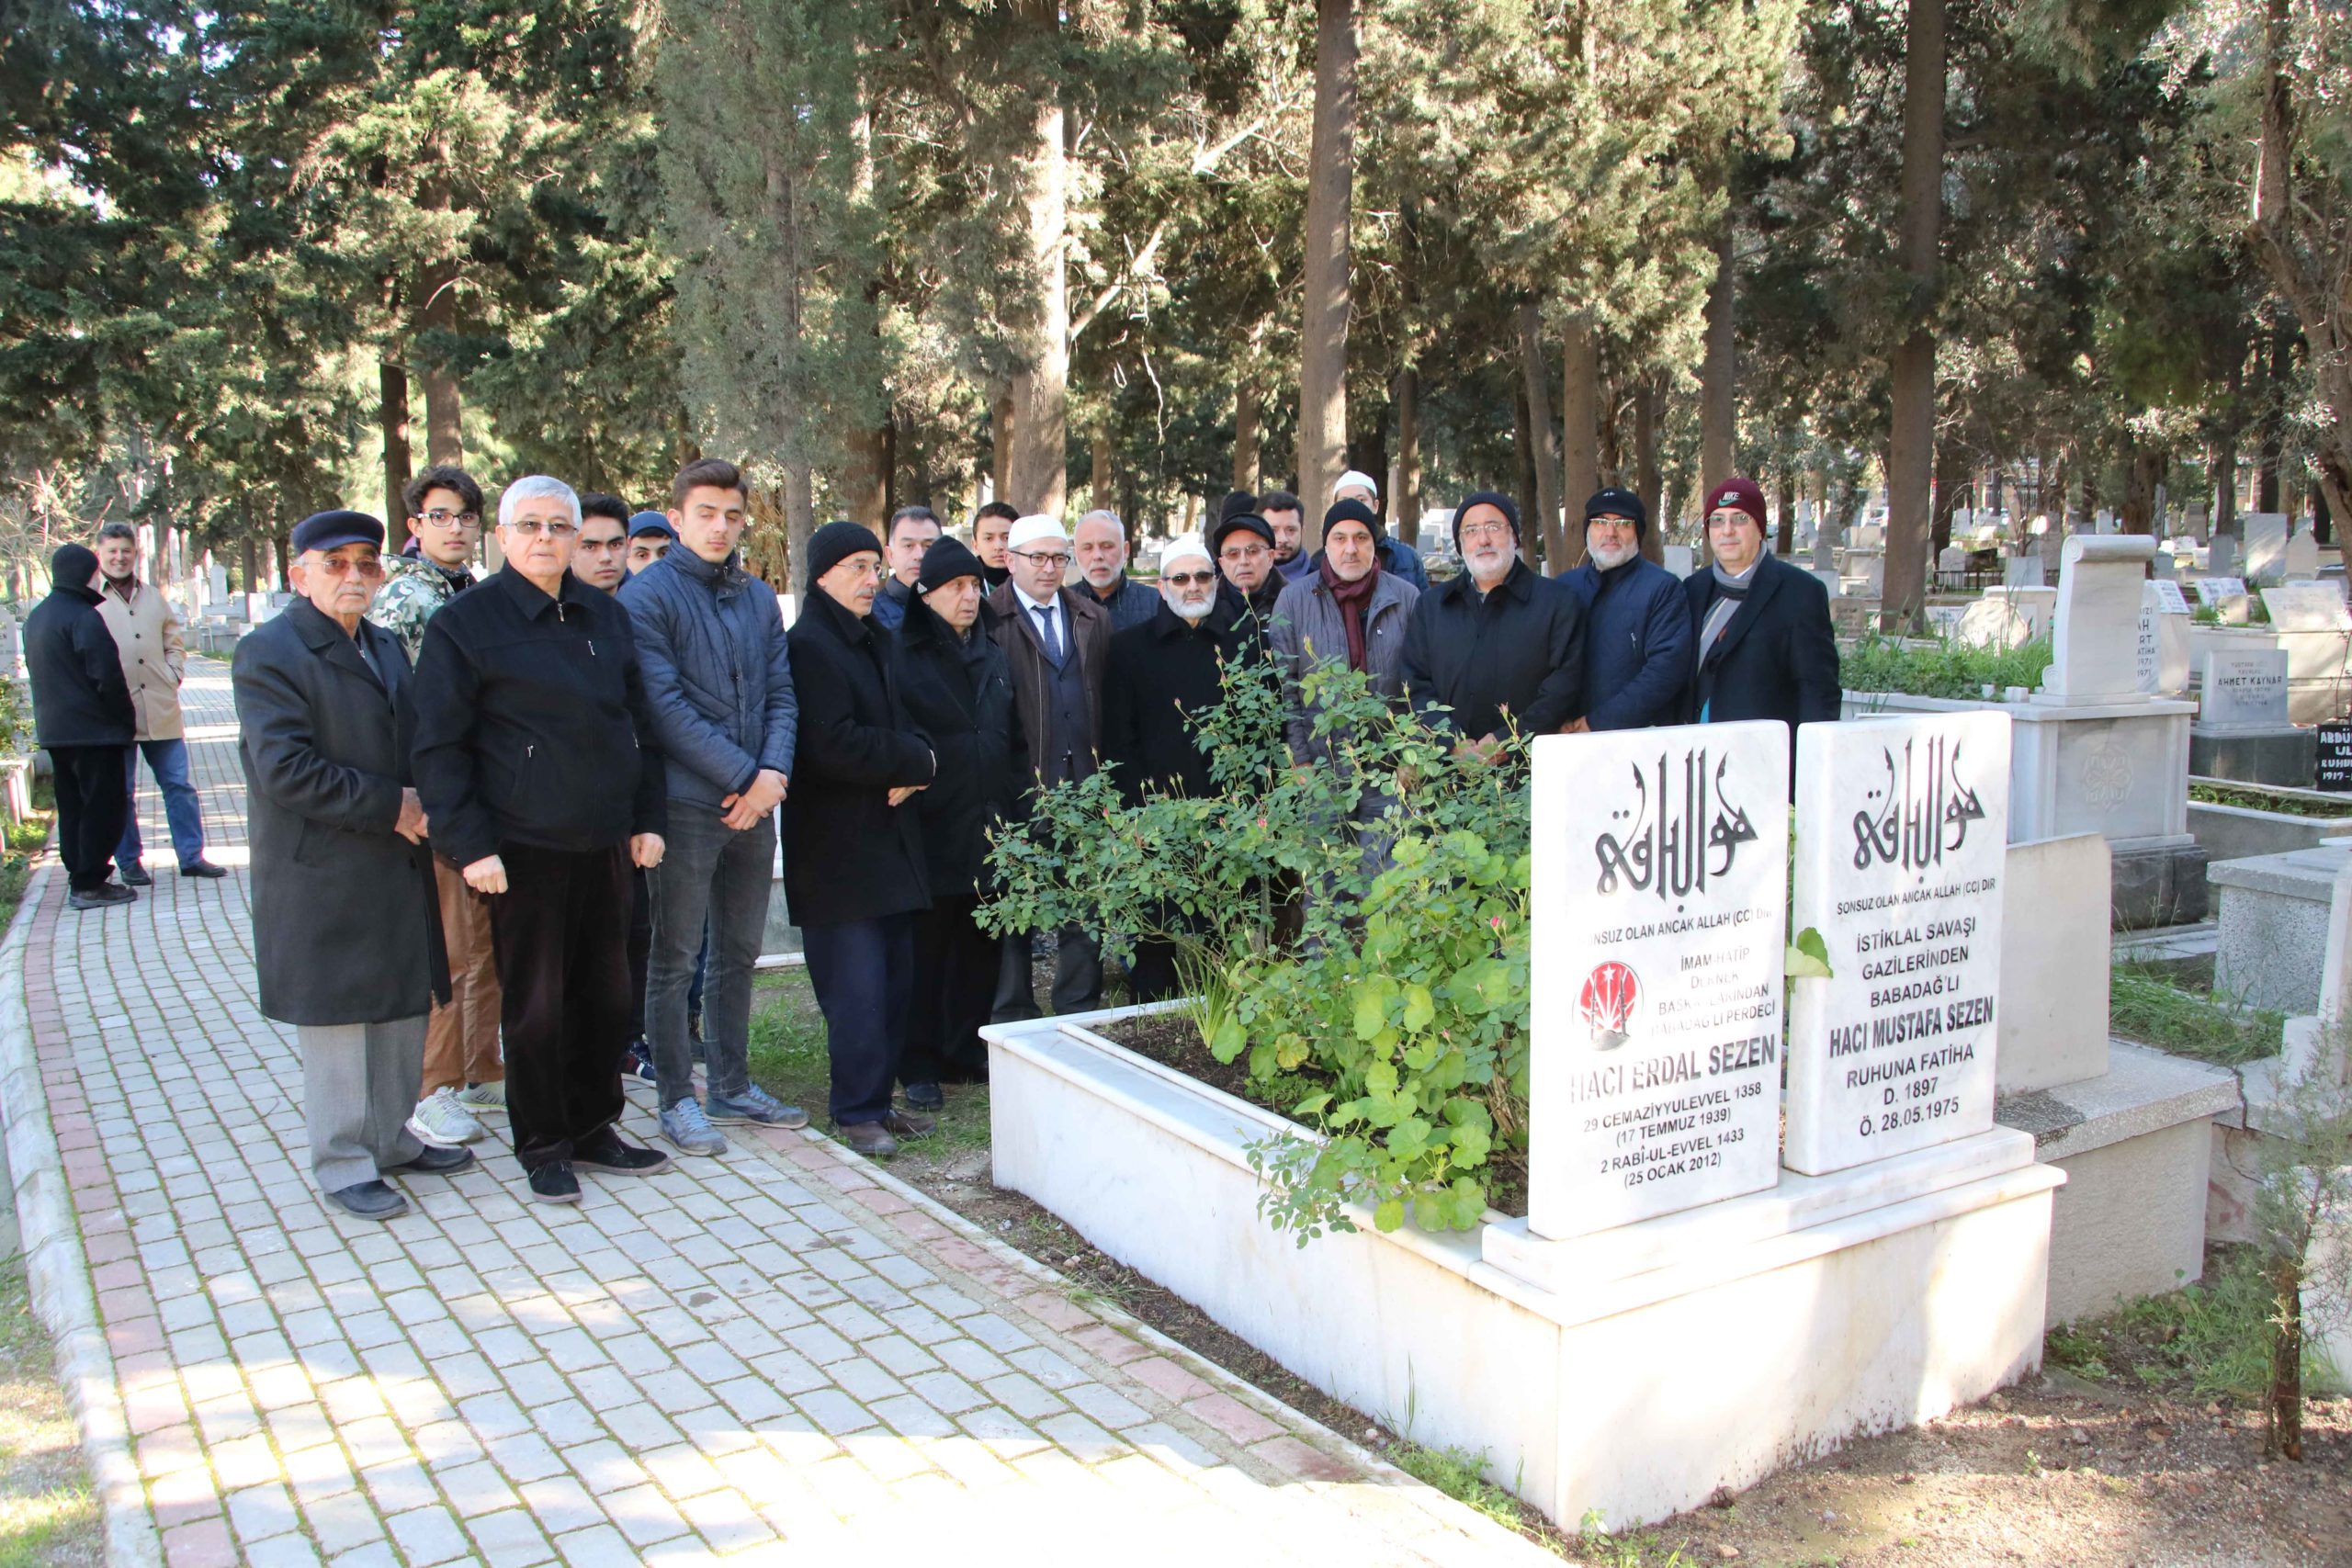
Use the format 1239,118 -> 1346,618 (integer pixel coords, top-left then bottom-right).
1577,961 -> 1641,1051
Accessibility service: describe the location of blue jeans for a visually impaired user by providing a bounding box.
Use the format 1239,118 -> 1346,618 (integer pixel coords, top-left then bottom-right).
119,739 -> 206,869
647,808 -> 773,1108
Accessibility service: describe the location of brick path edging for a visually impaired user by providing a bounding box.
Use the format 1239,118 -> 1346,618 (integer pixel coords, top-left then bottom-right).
1,863 -> 164,1566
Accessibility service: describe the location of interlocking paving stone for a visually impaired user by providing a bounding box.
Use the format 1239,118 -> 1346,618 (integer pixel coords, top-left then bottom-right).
27,658 -> 1550,1566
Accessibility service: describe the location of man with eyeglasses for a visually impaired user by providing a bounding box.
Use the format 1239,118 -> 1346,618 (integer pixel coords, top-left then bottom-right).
413,477 -> 673,1204
870,504 -> 942,632
574,494 -> 632,593
233,509 -> 469,1219
1558,486 -> 1691,734
988,514 -> 1109,1019
1209,507 -> 1283,646
369,464 -> 502,1151
621,458 -> 806,1158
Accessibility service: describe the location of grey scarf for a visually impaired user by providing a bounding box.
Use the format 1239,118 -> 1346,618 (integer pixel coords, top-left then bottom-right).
1701,560 -> 1758,655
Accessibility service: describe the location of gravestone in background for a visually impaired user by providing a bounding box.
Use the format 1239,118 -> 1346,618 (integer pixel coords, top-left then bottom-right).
2193,575 -> 2251,626
1528,721 -> 1790,1239
1785,710 -> 2012,1175
2286,526 -> 2321,581
2261,581 -> 2352,634
2041,535 -> 2156,703
2198,648 -> 2291,729
2243,513 -> 2291,584
2138,580 -> 2193,697
2316,723 -> 2352,792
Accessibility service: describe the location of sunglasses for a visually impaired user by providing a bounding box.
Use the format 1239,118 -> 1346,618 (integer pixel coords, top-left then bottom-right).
1163,570 -> 1217,588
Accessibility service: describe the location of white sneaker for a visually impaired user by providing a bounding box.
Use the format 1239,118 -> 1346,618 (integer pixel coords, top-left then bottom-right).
407,1087 -> 486,1148
456,1080 -> 506,1114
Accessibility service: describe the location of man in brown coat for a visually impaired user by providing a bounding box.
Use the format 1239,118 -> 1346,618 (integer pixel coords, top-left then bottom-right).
93,523 -> 225,882
987,514 -> 1110,1019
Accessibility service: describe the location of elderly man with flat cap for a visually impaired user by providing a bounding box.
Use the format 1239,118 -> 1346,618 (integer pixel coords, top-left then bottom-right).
1398,491 -> 1585,760
988,513 -> 1110,1020
1682,476 -> 1840,744
1560,486 -> 1692,733
233,510 -> 471,1220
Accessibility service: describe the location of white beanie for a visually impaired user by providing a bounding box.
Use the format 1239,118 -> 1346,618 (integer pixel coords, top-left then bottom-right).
1160,532 -> 1212,570
1006,514 -> 1070,553
1334,469 -> 1380,500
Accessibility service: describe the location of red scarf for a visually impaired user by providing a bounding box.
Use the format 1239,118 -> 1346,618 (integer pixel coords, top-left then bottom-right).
1318,554 -> 1381,671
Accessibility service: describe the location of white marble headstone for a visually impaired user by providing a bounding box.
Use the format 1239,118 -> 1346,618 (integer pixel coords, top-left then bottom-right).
1785,711 -> 2011,1176
2193,576 -> 2251,626
1663,544 -> 1695,579
2041,534 -> 2156,703
2261,581 -> 2352,633
2198,648 -> 2290,729
2209,536 -> 2239,578
2244,513 -> 2290,584
2285,526 -> 2321,581
1954,595 -> 2035,650
2001,555 -> 2045,589
1528,724 -> 1790,1239
2138,581 -> 2192,696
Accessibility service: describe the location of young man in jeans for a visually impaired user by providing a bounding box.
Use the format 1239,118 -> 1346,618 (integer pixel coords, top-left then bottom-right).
619,458 -> 804,1154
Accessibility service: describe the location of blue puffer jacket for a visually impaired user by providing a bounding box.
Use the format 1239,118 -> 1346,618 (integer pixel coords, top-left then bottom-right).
619,549 -> 798,809
1561,552 -> 1693,732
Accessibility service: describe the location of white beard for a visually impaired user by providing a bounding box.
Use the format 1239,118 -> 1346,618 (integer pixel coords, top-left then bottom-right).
1588,538 -> 1639,570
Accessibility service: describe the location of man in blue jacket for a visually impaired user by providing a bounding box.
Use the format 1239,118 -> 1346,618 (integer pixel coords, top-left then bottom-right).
1560,488 -> 1693,733
620,458 -> 806,1157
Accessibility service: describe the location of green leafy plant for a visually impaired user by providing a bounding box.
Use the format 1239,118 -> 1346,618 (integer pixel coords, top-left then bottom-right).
2109,965 -> 2283,1066
1841,632 -> 2054,701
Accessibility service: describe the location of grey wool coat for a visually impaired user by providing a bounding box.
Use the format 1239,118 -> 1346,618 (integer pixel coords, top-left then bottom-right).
1268,570 -> 1420,765
232,598 -> 447,1027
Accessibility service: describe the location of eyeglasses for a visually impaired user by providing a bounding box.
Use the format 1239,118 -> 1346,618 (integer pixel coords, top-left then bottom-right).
311,557 -> 385,580
1011,549 -> 1071,567
506,518 -> 580,538
1163,570 -> 1216,588
1459,521 -> 1513,542
418,509 -> 481,530
1221,542 -> 1269,561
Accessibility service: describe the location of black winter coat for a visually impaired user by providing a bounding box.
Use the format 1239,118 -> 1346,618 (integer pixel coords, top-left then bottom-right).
1103,601 -> 1262,804
411,568 -> 665,870
1683,552 -> 1843,737
783,589 -> 936,926
233,600 -> 447,1026
1398,559 -> 1586,742
895,597 -> 1023,898
25,566 -> 134,750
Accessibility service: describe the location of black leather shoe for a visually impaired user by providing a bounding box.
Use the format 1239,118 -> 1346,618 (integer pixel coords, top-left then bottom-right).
842,1121 -> 900,1157
903,1083 -> 944,1112
325,1179 -> 408,1220
528,1160 -> 582,1204
68,885 -> 136,910
881,1109 -> 937,1141
386,1144 -> 476,1176
179,860 -> 229,879
572,1131 -> 672,1176
117,862 -> 152,886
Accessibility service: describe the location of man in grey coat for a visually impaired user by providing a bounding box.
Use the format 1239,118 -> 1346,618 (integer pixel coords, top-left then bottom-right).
232,511 -> 470,1220
619,457 -> 806,1156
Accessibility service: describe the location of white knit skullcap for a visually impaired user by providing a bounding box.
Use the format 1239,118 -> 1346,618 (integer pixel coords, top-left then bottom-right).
1007,515 -> 1070,553
1160,533 -> 1211,570
1334,469 -> 1380,499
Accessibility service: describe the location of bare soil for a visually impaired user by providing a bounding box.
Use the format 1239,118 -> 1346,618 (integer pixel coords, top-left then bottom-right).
751,971 -> 2352,1566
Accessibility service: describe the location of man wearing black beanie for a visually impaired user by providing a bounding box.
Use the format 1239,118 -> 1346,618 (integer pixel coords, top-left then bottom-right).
26,543 -> 138,908
784,520 -> 940,1156
1559,486 -> 1692,731
1398,491 -> 1585,756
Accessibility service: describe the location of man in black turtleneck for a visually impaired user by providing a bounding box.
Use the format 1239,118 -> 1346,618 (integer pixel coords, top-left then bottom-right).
25,544 -> 138,908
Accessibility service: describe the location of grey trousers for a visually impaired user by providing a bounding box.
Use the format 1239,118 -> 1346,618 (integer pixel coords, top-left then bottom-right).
648,807 -> 773,1109
299,1017 -> 429,1192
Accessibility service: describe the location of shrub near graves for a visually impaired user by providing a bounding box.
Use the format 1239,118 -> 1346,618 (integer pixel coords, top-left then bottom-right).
1841,632 -> 2054,699
982,658 -> 1531,1242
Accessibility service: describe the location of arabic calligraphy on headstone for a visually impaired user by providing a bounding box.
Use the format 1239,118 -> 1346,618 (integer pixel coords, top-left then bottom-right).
1850,735 -> 1985,874
1594,749 -> 1760,899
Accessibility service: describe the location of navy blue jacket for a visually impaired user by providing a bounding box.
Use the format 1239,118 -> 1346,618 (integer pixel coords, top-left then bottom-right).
1561,553 -> 1694,732
619,548 -> 797,811
1683,552 -> 1842,733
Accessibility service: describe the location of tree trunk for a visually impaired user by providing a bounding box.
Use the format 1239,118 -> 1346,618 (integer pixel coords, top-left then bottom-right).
1634,374 -> 1662,565
845,423 -> 889,528
2122,445 -> 2164,534
991,389 -> 1016,506
379,360 -> 412,547
1559,317 -> 1599,572
1234,380 -> 1261,494
2267,1248 -> 2304,1461
2216,341 -> 2240,536
1512,383 -> 1540,555
1294,0 -> 1357,552
784,463 -> 815,596
2259,313 -> 2288,512
1007,0 -> 1069,516
1700,211 -> 1737,488
1774,465 -> 1795,555
1091,432 -> 1113,511
1883,0 -> 1945,633
416,262 -> 462,464
1390,367 -> 1419,540
1517,302 -> 1565,573
1931,435 -> 1961,556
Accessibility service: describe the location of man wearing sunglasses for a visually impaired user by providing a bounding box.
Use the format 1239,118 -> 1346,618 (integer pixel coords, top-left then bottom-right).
370,464 -> 503,1152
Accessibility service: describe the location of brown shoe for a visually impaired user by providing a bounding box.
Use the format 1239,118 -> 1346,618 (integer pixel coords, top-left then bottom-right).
882,1110 -> 936,1142
842,1121 -> 899,1157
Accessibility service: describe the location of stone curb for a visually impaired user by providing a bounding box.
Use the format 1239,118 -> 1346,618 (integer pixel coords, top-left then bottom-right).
771,1116 -> 1556,1563
0,863 -> 163,1567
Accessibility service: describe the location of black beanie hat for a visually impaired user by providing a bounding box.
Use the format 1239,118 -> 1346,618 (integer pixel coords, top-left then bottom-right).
49,543 -> 98,592
917,536 -> 986,595
1210,511 -> 1275,555
1451,491 -> 1522,549
1219,490 -> 1258,524
805,519 -> 883,590
1323,497 -> 1385,544
1585,486 -> 1647,537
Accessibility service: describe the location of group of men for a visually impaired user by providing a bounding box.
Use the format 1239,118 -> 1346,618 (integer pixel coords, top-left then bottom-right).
20,450 -> 1839,1224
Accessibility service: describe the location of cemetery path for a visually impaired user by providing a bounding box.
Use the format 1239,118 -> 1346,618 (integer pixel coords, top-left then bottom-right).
16,656 -> 1547,1568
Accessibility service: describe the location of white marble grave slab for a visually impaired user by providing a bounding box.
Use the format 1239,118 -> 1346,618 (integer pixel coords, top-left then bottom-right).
2286,526 -> 2320,581
2261,581 -> 2352,633
1785,711 -> 2011,1176
2198,647 -> 2290,729
1528,724 -> 1790,1239
2041,535 -> 2156,703
2194,576 -> 2251,626
2244,513 -> 2290,584
2139,581 -> 2193,696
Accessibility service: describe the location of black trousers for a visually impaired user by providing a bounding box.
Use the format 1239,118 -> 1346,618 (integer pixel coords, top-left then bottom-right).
903,897 -> 995,1088
991,925 -> 1102,1021
628,867 -> 652,1042
801,912 -> 913,1125
486,841 -> 632,1171
50,745 -> 130,893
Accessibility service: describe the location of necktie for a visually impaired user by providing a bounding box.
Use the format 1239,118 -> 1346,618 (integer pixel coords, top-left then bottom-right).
1032,603 -> 1062,662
